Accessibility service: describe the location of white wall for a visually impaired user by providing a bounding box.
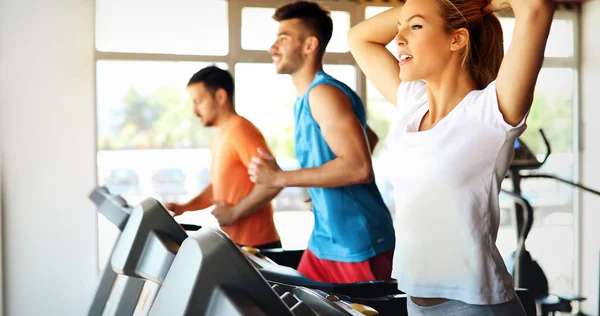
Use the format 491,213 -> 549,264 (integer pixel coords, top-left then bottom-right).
0,0 -> 98,315
580,0 -> 600,314
1,134 -> 4,315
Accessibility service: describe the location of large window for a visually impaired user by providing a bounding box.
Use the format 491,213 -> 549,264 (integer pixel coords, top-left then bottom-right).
95,2 -> 580,296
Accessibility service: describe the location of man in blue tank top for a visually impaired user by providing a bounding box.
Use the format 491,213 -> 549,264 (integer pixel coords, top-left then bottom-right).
247,1 -> 395,284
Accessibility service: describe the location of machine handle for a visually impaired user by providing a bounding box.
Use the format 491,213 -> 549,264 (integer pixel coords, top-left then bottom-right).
500,189 -> 534,289
180,224 -> 202,231
537,129 -> 551,167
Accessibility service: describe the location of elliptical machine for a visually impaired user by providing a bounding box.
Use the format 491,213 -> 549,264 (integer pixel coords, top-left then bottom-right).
504,130 -> 600,315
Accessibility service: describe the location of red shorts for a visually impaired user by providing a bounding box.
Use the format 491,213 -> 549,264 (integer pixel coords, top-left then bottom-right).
297,248 -> 394,284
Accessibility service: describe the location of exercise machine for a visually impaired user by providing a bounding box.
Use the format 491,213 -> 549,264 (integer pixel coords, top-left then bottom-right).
87,187 -> 200,316
109,195 -> 381,315
151,227 -> 381,316
505,130 -> 600,315
87,187 -> 146,316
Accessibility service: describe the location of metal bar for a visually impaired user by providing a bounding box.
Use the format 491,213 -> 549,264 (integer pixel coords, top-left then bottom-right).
180,224 -> 202,231
521,174 -> 600,196
509,169 -> 526,241
501,189 -> 534,289
87,258 -> 119,316
108,277 -> 146,316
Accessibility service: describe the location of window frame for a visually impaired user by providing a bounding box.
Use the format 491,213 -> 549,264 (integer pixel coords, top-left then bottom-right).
94,1 -> 581,288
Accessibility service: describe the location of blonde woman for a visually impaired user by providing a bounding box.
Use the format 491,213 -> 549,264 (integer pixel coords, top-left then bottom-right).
348,0 -> 553,314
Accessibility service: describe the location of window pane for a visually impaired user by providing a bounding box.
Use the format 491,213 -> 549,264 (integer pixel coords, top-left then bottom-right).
499,17 -> 574,57
521,68 -> 574,155
241,7 -> 351,52
366,82 -> 395,156
323,64 -> 357,91
234,63 -> 296,159
96,0 -> 228,55
366,6 -> 392,18
545,20 -> 575,57
497,68 -> 576,294
365,5 -> 402,211
366,6 -> 397,58
234,63 -> 356,158
241,8 -> 279,51
366,81 -> 396,212
328,11 -> 351,53
97,60 -> 226,151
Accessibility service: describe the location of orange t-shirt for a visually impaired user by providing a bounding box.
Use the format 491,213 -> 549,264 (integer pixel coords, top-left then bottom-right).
210,115 -> 280,247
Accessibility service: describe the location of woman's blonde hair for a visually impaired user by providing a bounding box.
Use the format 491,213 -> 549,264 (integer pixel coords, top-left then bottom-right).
437,0 -> 504,89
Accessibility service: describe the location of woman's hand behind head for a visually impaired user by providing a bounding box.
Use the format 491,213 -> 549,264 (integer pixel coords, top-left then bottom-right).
484,0 -> 511,13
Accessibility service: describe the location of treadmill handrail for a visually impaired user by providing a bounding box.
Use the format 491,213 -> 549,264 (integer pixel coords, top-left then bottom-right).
180,224 -> 202,231
500,190 -> 534,243
500,189 -> 534,289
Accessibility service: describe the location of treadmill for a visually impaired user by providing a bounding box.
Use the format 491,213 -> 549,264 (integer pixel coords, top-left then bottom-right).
106,194 -> 535,316
109,195 -> 381,315
87,187 -> 147,316
151,227 -> 380,316
87,187 -> 201,316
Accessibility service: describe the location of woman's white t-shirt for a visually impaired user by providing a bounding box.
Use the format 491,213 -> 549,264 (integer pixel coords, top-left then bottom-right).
387,80 -> 526,305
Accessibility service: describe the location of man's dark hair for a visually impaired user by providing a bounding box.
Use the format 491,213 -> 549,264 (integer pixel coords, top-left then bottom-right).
187,66 -> 234,101
273,1 -> 333,58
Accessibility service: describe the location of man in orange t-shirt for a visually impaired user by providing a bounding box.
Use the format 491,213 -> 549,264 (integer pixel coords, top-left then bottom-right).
165,66 -> 281,249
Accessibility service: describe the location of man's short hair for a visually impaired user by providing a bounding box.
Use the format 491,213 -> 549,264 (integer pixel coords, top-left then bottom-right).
188,66 -> 234,100
273,1 -> 333,58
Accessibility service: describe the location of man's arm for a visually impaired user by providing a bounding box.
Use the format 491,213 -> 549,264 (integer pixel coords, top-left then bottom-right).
231,183 -> 282,220
493,0 -> 554,126
278,85 -> 374,188
298,125 -> 377,207
215,128 -> 281,223
166,184 -> 213,216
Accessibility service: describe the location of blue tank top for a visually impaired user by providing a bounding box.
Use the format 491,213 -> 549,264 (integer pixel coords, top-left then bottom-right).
294,71 -> 395,262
